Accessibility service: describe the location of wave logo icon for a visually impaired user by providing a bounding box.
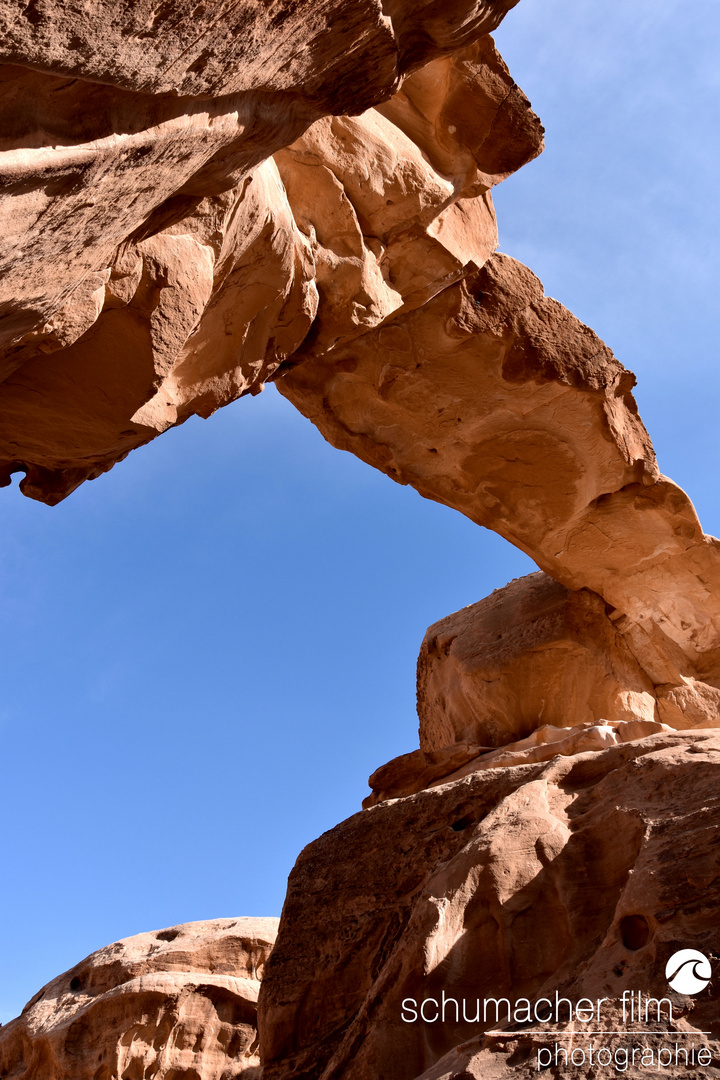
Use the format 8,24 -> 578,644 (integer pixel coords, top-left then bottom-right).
666,950 -> 712,994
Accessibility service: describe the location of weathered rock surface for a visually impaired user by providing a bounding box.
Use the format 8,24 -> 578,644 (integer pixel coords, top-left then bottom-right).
0,158 -> 320,502
364,717 -> 673,806
278,251 -> 720,688
417,571 -> 658,752
4,5 -> 720,1080
0,917 -> 278,1080
274,34 -> 542,360
364,570 -> 720,806
0,0 -> 522,99
259,733 -> 720,1080
0,7 -> 539,503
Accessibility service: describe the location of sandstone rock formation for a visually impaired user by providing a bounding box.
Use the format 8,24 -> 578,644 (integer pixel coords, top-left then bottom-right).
259,733 -> 720,1080
0,917 -> 278,1080
0,0 -> 522,100
365,568 -> 720,807
0,4 -> 537,503
418,568 -> 719,739
4,2 -> 720,1080
417,572 -> 659,751
278,251 -> 720,694
6,0 -> 716,727
364,717 -> 674,806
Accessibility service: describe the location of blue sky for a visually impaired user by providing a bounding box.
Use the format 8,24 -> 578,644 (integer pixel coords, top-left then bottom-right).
1,0 -> 719,1022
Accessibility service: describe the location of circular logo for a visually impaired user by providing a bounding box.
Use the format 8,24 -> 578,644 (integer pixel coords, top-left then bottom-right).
666,949 -> 712,994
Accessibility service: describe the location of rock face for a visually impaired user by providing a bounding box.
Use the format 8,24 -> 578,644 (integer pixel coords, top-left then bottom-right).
278,251 -> 720,690
365,569 -> 719,803
0,917 -> 278,1080
0,5 -> 537,504
417,572 -> 658,752
0,0 -> 522,99
259,733 -> 720,1080
416,569 -> 719,744
4,4 -> 720,1080
364,717 -> 674,807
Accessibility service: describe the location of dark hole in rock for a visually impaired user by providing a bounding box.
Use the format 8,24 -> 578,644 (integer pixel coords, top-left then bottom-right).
451,815 -> 473,832
155,928 -> 180,942
69,975 -> 82,991
620,914 -> 651,950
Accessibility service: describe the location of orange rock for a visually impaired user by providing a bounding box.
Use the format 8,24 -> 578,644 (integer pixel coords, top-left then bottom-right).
0,66 -> 318,359
0,29 -> 541,504
417,572 -> 657,753
364,718 -> 674,806
0,917 -> 278,1080
279,252 -> 720,686
275,36 -> 543,357
259,733 -> 720,1080
3,8 -> 720,1080
0,0 -> 522,100
363,571 -> 719,806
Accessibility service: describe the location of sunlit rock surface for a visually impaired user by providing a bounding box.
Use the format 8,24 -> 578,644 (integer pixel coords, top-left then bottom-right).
259,734 -> 720,1080
364,717 -> 675,806
417,572 -> 658,752
0,918 -> 278,1080
366,570 -> 719,803
279,250 -> 720,689
0,3 -> 535,504
3,2 -> 720,1080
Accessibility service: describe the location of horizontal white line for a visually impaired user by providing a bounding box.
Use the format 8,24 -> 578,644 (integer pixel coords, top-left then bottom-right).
487,1031 -> 713,1036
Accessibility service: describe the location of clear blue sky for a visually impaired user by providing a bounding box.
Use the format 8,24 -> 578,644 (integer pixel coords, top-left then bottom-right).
1,0 -> 718,1022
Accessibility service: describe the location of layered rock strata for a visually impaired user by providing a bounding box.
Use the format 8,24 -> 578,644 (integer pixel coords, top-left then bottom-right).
0,917 -> 278,1080
259,733 -> 720,1080
364,717 -> 674,806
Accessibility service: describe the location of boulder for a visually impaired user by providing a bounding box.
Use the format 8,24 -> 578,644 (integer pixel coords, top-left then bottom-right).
417,571 -> 657,752
0,917 -> 278,1080
363,571 -> 720,807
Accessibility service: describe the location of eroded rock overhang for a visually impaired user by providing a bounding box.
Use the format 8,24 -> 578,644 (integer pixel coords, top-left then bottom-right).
1,3 -> 719,730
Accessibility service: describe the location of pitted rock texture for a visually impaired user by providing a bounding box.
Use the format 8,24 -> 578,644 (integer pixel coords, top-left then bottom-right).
0,917 -> 278,1080
4,8 -> 720,1080
0,0 -> 522,99
0,10 -> 539,504
259,733 -> 720,1080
